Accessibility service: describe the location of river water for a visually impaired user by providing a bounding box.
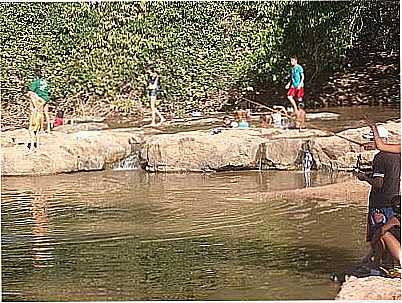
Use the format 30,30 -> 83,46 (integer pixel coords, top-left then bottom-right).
2,170 -> 369,301
2,104 -> 399,301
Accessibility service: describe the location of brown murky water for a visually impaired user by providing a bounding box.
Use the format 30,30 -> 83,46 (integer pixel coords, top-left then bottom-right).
307,104 -> 400,133
108,104 -> 400,134
2,170 -> 369,301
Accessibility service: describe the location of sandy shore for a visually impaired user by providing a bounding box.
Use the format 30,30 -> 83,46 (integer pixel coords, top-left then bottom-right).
256,178 -> 371,205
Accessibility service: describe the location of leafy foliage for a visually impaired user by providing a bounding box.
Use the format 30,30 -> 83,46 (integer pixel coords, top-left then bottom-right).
0,0 -> 399,124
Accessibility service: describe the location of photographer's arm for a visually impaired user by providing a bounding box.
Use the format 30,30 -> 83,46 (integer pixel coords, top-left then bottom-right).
364,116 -> 401,153
355,172 -> 383,189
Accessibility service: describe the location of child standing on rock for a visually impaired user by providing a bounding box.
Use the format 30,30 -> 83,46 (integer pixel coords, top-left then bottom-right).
285,55 -> 304,112
26,67 -> 51,152
147,66 -> 165,126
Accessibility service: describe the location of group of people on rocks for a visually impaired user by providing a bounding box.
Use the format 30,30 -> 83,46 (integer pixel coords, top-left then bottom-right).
258,55 -> 306,130
21,50 -> 402,275
222,110 -> 251,129
260,103 -> 306,129
221,55 -> 306,130
221,105 -> 306,130
25,56 -> 307,151
355,119 -> 401,272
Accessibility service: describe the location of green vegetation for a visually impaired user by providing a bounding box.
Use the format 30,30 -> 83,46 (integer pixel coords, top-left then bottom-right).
0,1 -> 399,125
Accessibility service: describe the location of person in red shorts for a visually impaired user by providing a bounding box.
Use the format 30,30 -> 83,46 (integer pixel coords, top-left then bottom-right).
285,55 -> 304,112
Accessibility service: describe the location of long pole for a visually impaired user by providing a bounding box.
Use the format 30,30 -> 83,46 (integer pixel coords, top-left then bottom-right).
239,96 -> 365,147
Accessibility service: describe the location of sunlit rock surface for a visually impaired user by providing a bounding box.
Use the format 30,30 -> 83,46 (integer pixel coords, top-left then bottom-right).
1,121 -> 399,176
141,121 -> 399,172
1,128 -> 144,176
336,275 -> 401,300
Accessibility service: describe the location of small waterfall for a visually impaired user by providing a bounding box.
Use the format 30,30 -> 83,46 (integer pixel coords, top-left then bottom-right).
112,154 -> 140,170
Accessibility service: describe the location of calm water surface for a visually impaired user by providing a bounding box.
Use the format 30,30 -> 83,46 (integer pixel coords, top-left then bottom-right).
2,170 -> 368,301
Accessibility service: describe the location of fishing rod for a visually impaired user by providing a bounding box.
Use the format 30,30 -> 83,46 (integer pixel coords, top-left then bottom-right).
238,96 -> 366,147
239,96 -> 293,119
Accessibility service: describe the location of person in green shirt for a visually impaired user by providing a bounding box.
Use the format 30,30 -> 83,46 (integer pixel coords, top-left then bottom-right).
26,67 -> 50,151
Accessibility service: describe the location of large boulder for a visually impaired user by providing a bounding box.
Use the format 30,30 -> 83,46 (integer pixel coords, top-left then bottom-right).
336,275 -> 401,300
141,129 -> 266,172
141,128 -> 341,172
1,128 -> 144,176
140,121 -> 400,173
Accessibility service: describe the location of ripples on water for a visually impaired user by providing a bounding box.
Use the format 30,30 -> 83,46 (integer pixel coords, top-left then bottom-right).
2,170 -> 368,301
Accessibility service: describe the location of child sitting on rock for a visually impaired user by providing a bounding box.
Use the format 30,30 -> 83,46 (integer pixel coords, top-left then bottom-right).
259,114 -> 272,128
236,110 -> 250,128
53,110 -> 65,128
223,116 -> 238,128
370,195 -> 400,268
294,102 -> 306,129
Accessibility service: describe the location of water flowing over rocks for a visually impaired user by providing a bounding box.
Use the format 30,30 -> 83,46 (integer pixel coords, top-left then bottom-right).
336,276 -> 401,300
141,121 -> 399,172
1,121 -> 399,176
1,128 -> 144,176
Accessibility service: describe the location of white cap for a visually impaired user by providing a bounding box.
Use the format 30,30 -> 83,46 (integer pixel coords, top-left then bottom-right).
363,126 -> 389,140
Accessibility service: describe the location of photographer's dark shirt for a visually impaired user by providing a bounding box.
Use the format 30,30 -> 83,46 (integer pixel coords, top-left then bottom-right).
369,151 -> 401,208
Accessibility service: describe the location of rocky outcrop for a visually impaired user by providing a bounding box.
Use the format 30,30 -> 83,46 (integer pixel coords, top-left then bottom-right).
1,128 -> 144,176
1,121 -> 399,176
141,122 -> 400,172
336,276 -> 401,300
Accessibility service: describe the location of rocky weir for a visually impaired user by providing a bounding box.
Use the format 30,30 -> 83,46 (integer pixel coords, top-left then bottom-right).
1,121 -> 400,176
1,121 -> 401,176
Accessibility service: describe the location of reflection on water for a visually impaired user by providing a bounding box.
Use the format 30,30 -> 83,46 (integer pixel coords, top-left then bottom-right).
304,171 -> 311,188
2,170 -> 368,301
30,189 -> 53,269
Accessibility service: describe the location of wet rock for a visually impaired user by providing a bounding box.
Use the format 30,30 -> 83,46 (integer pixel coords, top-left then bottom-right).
71,116 -> 105,123
336,276 -> 401,300
141,129 -> 267,172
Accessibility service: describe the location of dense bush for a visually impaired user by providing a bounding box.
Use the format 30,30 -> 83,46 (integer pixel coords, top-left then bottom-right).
0,1 -> 399,127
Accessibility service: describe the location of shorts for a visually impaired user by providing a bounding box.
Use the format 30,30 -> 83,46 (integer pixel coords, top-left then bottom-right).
29,110 -> 44,132
366,207 -> 395,242
288,87 -> 304,101
149,90 -> 158,97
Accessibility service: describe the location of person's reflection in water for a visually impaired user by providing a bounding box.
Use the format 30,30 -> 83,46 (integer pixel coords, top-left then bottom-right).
30,188 -> 53,269
304,170 -> 311,188
303,146 -> 313,188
